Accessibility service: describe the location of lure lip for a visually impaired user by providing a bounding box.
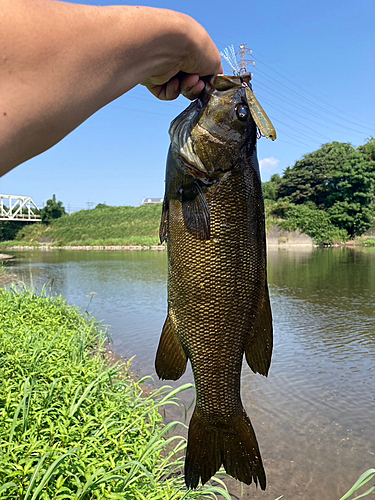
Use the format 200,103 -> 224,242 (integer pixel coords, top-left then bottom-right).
202,75 -> 277,141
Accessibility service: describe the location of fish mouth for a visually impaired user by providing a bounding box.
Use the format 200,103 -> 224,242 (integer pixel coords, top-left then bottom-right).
168,75 -> 254,180
169,99 -> 209,178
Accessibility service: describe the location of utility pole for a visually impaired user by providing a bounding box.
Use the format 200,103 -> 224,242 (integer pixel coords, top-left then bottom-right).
86,201 -> 94,210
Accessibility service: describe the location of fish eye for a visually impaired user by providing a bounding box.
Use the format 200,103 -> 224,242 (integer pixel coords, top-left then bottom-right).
236,104 -> 250,121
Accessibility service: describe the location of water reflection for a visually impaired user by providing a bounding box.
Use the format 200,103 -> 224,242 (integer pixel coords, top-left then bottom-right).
6,247 -> 375,499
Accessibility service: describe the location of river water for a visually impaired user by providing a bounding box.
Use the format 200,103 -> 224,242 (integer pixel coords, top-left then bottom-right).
5,247 -> 375,499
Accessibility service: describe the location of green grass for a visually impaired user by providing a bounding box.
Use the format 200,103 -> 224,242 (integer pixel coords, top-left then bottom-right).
0,286 -> 230,499
0,286 -> 373,499
0,204 -> 163,247
360,238 -> 375,246
2,202 -> 374,249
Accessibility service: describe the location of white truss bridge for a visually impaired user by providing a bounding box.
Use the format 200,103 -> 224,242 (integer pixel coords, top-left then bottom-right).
0,195 -> 41,222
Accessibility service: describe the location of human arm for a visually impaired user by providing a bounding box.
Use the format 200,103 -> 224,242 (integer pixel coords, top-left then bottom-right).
0,0 -> 222,176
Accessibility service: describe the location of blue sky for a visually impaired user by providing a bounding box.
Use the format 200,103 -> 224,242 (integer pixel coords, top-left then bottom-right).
1,0 -> 374,211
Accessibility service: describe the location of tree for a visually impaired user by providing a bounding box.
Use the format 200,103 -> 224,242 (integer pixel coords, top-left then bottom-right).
277,142 -> 375,237
40,195 -> 66,224
0,221 -> 31,241
262,174 -> 282,201
279,202 -> 348,245
358,137 -> 375,162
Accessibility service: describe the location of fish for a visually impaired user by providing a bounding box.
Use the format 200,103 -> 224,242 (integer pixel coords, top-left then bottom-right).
155,74 -> 274,490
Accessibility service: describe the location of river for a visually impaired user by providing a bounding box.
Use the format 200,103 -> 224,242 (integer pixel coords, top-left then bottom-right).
5,247 -> 375,499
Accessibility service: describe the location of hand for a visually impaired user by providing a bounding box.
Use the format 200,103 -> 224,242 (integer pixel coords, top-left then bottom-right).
145,72 -> 210,101
141,13 -> 223,100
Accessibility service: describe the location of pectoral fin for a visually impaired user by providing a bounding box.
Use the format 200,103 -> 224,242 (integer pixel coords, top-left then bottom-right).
244,285 -> 273,376
155,314 -> 187,380
182,184 -> 211,240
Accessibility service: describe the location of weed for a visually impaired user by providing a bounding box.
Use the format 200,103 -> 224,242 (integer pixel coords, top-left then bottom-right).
0,286 -> 229,499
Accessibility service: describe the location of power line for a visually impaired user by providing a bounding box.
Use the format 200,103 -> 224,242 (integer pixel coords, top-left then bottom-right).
272,128 -> 318,149
252,54 -> 375,129
255,80 -> 370,137
258,93 -> 369,140
253,65 -> 374,134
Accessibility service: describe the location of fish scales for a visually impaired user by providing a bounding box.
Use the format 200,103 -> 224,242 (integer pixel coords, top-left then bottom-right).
156,74 -> 274,490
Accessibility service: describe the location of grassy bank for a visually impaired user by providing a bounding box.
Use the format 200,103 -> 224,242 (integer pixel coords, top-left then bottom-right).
0,286 -> 229,499
1,287 -> 374,499
0,204 -> 163,248
1,202 -> 374,249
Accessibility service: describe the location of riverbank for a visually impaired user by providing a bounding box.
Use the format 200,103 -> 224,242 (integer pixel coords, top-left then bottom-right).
1,202 -> 374,249
1,285 -> 374,499
1,244 -> 166,251
0,287 -> 229,499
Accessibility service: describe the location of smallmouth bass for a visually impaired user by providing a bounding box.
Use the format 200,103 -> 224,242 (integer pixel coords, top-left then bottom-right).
155,75 -> 274,489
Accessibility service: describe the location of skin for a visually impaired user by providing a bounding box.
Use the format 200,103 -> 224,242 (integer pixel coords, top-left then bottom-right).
0,0 -> 223,177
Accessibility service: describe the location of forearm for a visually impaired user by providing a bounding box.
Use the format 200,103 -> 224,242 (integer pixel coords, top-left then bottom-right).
0,0 -> 219,176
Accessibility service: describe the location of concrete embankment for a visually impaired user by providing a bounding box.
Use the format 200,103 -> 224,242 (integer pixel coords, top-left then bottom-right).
3,228 -> 315,252
266,226 -> 314,247
1,245 -> 166,251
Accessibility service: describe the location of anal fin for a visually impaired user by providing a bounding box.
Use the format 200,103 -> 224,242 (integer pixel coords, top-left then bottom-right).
245,285 -> 273,376
155,314 -> 187,380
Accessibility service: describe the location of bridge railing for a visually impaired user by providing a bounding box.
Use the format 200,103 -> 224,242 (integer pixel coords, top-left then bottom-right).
0,195 -> 41,222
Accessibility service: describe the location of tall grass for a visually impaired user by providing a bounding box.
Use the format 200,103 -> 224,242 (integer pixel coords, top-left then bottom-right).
1,204 -> 163,247
1,287 -> 373,499
0,286 -> 230,499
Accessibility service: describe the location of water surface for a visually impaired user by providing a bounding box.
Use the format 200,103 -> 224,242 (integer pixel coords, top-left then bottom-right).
6,247 -> 375,499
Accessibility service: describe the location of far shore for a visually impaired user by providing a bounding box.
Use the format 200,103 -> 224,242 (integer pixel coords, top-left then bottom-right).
1,242 -> 316,252
1,225 -> 375,254
1,241 -> 374,253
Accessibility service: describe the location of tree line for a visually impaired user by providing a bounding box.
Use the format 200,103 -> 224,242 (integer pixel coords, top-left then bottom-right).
2,138 -> 375,246
262,138 -> 375,245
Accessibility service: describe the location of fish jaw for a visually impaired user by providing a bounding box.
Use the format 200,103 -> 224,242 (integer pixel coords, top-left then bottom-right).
168,79 -> 258,181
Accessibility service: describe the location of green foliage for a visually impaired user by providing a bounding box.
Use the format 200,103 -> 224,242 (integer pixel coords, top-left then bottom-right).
358,137 -> 375,162
0,286 -> 230,499
0,220 -> 31,241
262,174 -> 282,201
40,195 -> 66,224
94,203 -> 110,210
269,201 -> 348,245
278,141 -> 375,237
11,204 -> 163,246
339,469 -> 375,500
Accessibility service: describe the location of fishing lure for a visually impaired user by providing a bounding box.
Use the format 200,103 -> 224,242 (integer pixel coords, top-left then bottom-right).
220,45 -> 277,141
243,83 -> 277,141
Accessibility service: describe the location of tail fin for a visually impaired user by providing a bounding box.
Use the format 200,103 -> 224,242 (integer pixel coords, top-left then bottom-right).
185,408 -> 266,490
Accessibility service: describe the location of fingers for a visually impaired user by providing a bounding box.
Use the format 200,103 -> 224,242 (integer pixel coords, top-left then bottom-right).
146,76 -> 180,100
179,74 -> 205,100
146,73 -> 207,101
